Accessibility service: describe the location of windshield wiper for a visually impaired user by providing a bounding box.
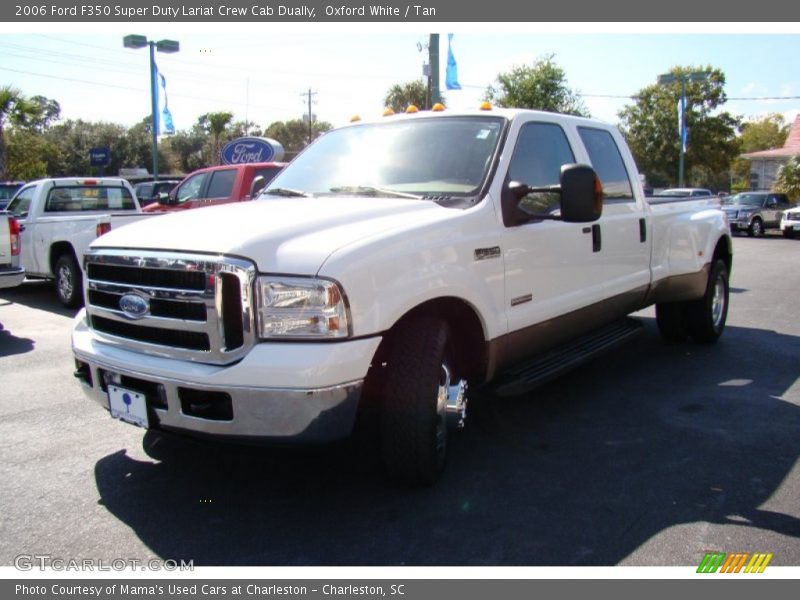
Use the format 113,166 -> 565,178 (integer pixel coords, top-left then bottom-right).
329,185 -> 422,200
263,187 -> 311,197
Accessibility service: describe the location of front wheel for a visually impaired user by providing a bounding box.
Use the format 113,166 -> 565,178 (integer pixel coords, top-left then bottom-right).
687,259 -> 729,344
784,229 -> 796,239
748,218 -> 764,237
54,253 -> 83,308
379,317 -> 466,486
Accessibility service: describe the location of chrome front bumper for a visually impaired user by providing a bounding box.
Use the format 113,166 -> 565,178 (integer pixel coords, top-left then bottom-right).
73,354 -> 363,443
71,309 -> 379,444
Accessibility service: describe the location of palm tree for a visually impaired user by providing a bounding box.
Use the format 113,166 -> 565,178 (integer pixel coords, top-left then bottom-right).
0,86 -> 30,178
200,112 -> 234,165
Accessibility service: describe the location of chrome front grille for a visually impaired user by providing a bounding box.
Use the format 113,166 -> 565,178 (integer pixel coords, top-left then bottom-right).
786,212 -> 800,222
84,249 -> 257,364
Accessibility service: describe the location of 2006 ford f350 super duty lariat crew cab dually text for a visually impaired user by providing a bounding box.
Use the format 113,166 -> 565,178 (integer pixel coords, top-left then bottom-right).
72,108 -> 732,485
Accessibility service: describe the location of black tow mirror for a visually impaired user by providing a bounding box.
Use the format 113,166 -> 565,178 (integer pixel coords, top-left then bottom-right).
157,192 -> 171,205
559,164 -> 603,223
503,163 -> 603,226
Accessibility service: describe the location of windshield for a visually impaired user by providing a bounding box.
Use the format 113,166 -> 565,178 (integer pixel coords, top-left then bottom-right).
655,190 -> 690,197
724,193 -> 765,207
259,115 -> 505,199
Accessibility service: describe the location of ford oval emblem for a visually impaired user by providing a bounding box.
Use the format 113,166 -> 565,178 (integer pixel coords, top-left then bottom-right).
119,294 -> 150,319
220,136 -> 285,165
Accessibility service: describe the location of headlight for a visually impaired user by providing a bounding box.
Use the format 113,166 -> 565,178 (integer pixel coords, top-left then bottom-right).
256,276 -> 350,339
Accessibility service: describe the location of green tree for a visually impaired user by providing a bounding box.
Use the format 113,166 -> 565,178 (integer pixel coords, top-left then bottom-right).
5,128 -> 58,179
264,119 -> 332,156
618,66 -> 740,189
484,54 -> 589,116
0,85 -> 39,177
730,114 -> 790,191
163,127 -> 206,174
775,155 -> 800,201
199,112 -> 234,165
10,95 -> 61,133
384,81 -> 429,113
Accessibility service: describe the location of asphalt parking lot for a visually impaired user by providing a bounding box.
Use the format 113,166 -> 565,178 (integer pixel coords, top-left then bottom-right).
0,233 -> 798,567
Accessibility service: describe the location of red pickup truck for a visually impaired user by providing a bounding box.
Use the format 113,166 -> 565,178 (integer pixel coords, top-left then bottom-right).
143,162 -> 285,213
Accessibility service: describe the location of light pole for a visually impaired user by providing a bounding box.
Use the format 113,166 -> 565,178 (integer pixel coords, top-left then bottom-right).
657,71 -> 710,188
123,34 -> 179,181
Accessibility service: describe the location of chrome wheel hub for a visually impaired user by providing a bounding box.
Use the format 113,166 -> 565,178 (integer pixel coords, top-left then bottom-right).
711,275 -> 726,330
57,265 -> 73,300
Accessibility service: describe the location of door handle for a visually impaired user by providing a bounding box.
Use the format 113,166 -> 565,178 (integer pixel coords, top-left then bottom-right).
592,224 -> 601,253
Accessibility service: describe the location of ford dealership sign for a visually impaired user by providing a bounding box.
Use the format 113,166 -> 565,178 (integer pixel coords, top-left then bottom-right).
221,137 -> 285,165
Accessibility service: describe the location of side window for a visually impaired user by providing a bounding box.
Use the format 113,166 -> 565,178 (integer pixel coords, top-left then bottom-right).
176,173 -> 207,203
206,169 -> 237,198
507,122 -> 575,216
577,127 -> 634,202
6,186 -> 35,219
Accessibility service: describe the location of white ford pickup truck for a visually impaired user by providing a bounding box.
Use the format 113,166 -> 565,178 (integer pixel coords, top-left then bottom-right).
5,177 -> 150,307
71,109 -> 732,485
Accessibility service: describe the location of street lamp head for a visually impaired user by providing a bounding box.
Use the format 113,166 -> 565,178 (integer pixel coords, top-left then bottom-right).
122,34 -> 148,49
688,71 -> 711,83
156,39 -> 180,54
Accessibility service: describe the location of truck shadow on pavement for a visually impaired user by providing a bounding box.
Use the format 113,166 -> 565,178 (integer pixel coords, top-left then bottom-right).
92,318 -> 800,566
0,322 -> 34,357
0,280 -> 79,319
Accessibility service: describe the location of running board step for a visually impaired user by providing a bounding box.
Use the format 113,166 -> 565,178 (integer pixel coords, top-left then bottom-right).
492,318 -> 643,397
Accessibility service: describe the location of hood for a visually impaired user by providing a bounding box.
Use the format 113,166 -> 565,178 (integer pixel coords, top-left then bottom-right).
92,196 -> 449,274
722,203 -> 760,211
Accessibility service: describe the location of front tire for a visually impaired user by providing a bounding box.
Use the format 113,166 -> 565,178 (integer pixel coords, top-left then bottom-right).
748,218 -> 764,237
783,229 -> 796,239
687,259 -> 729,344
379,317 -> 461,486
54,253 -> 83,308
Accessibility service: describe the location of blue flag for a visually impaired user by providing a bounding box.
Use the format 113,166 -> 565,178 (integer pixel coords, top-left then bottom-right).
678,96 -> 687,152
154,61 -> 175,135
445,33 -> 461,90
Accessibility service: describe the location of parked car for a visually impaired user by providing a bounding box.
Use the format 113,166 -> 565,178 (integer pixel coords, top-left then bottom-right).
780,205 -> 800,239
4,177 -> 154,306
132,179 -> 181,206
653,187 -> 715,198
721,191 -> 793,237
143,162 -> 286,213
72,108 -> 732,486
0,181 -> 25,210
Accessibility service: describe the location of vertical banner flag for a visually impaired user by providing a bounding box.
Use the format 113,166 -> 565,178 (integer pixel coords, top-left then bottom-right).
154,61 -> 175,135
446,33 -> 461,90
678,96 -> 687,152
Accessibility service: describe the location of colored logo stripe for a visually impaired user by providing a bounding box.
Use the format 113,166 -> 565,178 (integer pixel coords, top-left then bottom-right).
745,553 -> 773,573
697,552 -> 773,573
697,552 -> 726,573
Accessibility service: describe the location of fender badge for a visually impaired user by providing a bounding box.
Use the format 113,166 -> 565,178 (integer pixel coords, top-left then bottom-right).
474,246 -> 501,261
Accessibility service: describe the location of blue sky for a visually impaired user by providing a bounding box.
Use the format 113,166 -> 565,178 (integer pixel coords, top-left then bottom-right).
1,25 -> 798,133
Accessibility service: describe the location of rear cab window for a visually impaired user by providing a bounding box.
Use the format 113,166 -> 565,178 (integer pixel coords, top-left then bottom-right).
44,185 -> 135,213
577,127 -> 634,202
506,121 -> 575,219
